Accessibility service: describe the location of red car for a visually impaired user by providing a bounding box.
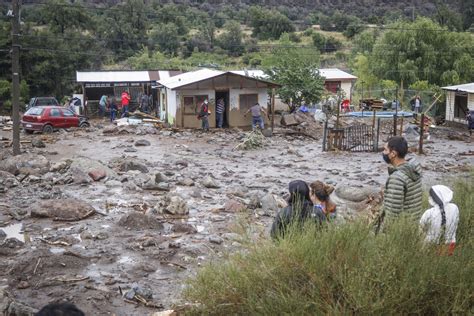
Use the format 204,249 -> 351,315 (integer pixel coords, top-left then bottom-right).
21,106 -> 90,134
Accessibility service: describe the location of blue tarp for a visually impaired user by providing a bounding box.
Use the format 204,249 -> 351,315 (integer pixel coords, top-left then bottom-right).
346,111 -> 414,118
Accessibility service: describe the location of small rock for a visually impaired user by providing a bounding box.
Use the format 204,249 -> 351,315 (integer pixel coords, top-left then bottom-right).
17,281 -> 30,289
80,231 -> 93,240
172,223 -> 197,234
50,160 -> 70,173
105,180 -> 122,188
177,178 -> 194,186
155,172 -> 169,183
124,147 -> 138,153
120,161 -> 149,173
169,242 -> 181,249
202,176 -> 219,188
191,188 -> 202,199
118,212 -> 164,230
135,139 -> 151,147
162,195 -> 189,215
31,139 -> 46,148
103,126 -> 119,134
209,235 -> 223,244
224,199 -> 246,212
2,238 -> 24,249
88,169 -> 106,181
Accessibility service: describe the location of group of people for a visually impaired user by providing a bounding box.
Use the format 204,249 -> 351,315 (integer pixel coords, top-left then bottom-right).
197,98 -> 268,131
98,91 -> 132,122
272,136 -> 460,254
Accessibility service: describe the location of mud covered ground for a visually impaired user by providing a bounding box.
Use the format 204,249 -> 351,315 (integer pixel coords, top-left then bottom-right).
0,118 -> 472,315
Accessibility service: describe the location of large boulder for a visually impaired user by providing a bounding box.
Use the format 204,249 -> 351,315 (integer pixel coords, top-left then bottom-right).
0,154 -> 50,175
31,198 -> 96,221
118,212 -> 163,230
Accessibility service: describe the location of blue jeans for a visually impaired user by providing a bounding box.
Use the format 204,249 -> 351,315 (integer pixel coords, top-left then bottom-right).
201,116 -> 209,131
121,105 -> 129,118
216,112 -> 224,128
110,109 -> 116,122
252,116 -> 264,130
99,104 -> 106,117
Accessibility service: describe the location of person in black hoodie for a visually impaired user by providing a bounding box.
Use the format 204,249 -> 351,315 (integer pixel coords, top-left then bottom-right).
270,180 -> 314,239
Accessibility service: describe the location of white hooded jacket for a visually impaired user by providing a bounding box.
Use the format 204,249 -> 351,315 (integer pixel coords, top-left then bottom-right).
420,185 -> 459,244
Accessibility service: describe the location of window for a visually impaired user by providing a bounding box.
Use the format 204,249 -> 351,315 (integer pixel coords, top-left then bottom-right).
183,95 -> 207,114
239,94 -> 258,113
49,109 -> 61,117
324,81 -> 341,93
62,109 -> 75,117
25,108 -> 44,116
454,94 -> 468,119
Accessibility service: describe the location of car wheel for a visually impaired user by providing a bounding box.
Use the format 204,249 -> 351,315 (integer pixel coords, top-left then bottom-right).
79,122 -> 90,128
24,129 -> 34,134
42,124 -> 53,134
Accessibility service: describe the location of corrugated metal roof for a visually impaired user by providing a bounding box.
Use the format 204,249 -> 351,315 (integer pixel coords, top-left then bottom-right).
158,69 -> 225,89
76,71 -> 151,83
319,68 -> 357,80
442,83 -> 474,93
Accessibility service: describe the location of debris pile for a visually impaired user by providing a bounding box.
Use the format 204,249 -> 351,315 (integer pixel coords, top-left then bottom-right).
280,112 -> 323,140
234,130 -> 267,150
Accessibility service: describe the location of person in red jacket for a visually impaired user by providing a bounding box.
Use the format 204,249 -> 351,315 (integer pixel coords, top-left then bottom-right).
121,91 -> 131,118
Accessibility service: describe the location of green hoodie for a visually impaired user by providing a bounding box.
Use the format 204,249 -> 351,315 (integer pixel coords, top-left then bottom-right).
383,158 -> 423,221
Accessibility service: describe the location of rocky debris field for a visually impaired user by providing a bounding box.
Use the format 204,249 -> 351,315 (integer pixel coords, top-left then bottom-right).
0,118 -> 472,315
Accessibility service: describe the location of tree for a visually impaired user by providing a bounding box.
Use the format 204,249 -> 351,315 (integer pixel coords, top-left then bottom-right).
217,21 -> 244,57
39,0 -> 95,34
369,18 -> 474,88
248,6 -> 295,40
150,23 -> 180,56
312,33 -> 342,53
262,36 -> 324,107
353,54 -> 378,97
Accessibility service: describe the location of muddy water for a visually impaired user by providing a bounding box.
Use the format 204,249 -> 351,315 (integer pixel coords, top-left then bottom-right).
0,124 -> 472,315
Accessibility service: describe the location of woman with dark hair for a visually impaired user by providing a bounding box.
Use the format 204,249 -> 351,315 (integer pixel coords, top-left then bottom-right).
270,180 -> 314,239
309,181 -> 337,222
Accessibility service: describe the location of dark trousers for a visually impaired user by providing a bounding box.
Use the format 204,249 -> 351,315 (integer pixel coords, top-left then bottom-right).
201,116 -> 209,131
216,112 -> 224,128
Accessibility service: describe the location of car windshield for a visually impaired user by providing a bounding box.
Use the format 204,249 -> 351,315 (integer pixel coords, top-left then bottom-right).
25,107 -> 44,116
37,98 -> 56,106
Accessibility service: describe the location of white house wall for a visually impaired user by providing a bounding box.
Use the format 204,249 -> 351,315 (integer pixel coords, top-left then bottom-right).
229,88 -> 269,127
445,91 -> 473,123
340,81 -> 353,100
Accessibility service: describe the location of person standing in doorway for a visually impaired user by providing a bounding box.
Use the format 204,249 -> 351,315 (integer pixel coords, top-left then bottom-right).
216,98 -> 225,128
244,102 -> 267,130
197,99 -> 210,132
121,91 -> 130,118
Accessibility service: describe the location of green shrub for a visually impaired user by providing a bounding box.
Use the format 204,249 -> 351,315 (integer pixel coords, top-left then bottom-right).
185,176 -> 473,315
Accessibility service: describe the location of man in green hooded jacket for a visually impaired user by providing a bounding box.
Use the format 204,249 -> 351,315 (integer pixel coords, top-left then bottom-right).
381,136 -> 423,223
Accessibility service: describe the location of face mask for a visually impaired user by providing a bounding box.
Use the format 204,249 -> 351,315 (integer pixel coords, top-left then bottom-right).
382,153 -> 391,164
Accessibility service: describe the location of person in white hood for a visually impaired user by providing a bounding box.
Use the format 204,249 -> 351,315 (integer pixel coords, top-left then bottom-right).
420,185 -> 459,254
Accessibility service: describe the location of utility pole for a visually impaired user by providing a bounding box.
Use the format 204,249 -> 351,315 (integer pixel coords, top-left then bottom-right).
11,0 -> 21,155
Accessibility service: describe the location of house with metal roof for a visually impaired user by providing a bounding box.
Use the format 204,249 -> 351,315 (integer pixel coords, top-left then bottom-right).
442,83 -> 474,125
76,70 -> 182,115
158,69 -> 280,129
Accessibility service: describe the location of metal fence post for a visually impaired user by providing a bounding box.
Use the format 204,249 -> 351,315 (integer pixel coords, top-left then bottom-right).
374,117 -> 381,152
418,113 -> 424,154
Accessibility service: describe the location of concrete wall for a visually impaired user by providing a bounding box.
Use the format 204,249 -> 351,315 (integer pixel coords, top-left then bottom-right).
175,89 -> 215,128
228,88 -> 269,128
340,81 -> 353,100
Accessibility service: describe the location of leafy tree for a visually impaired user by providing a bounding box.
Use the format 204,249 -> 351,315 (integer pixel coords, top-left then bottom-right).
217,21 -> 244,57
248,6 -> 295,40
351,29 -> 378,54
370,18 -> 474,88
312,33 -> 342,53
150,23 -> 180,56
434,3 -> 463,31
125,49 -> 184,70
353,54 -> 378,97
262,36 -> 323,107
380,80 -> 398,100
39,0 -> 95,34
0,79 -> 29,113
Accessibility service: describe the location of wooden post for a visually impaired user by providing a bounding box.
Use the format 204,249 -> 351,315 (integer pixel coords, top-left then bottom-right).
399,116 -> 404,135
322,119 -> 328,151
418,113 -> 424,155
393,114 -> 397,136
11,0 -> 21,155
271,88 -> 275,133
372,110 -> 376,132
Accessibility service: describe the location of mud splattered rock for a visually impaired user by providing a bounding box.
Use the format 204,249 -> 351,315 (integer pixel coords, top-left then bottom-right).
31,139 -> 46,148
177,177 -> 194,186
118,212 -> 164,230
335,186 -> 379,203
155,172 -> 169,183
162,195 -> 189,215
260,193 -> 279,212
88,169 -> 106,181
69,157 -> 116,179
103,125 -> 119,134
202,176 -> 219,188
135,139 -> 151,147
1,238 -> 24,249
171,223 -> 197,234
119,161 -> 149,173
0,171 -> 19,188
224,199 -> 246,212
31,198 -> 96,221
209,235 -> 223,244
49,160 -> 71,173
124,283 -> 153,300
0,153 -> 50,175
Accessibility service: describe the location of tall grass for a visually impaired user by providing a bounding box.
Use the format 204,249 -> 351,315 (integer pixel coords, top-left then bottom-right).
184,176 -> 473,315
